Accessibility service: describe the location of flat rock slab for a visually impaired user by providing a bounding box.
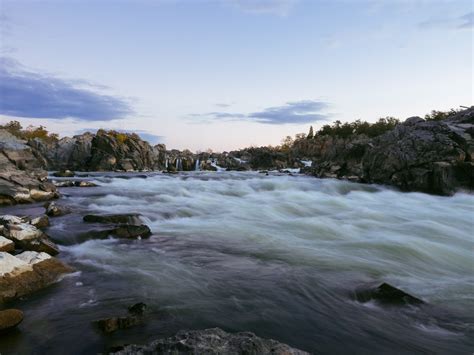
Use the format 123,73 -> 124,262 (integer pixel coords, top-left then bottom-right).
111,328 -> 309,355
0,251 -> 74,303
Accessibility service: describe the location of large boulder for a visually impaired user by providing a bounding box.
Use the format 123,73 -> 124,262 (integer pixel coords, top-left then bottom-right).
0,251 -> 73,303
0,130 -> 59,205
111,328 -> 309,355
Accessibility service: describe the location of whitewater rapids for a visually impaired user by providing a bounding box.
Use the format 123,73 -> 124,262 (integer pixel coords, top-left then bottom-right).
1,171 -> 472,354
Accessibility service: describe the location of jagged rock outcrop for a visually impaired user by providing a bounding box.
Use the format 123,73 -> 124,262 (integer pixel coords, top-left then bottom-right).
0,130 -> 58,205
310,108 -> 474,195
29,133 -> 93,171
111,328 -> 309,355
29,130 -> 167,172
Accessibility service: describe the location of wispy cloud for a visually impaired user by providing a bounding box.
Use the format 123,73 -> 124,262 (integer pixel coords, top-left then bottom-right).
190,100 -> 330,125
0,57 -> 133,121
458,12 -> 473,29
229,0 -> 298,16
76,128 -> 164,145
419,11 -> 473,30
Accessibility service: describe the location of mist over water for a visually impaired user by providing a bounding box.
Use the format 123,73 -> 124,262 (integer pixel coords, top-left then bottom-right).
1,172 -> 473,354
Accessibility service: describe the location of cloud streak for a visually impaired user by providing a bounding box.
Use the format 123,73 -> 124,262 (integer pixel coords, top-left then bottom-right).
0,57 -> 133,121
419,11 -> 473,30
190,100 -> 330,125
229,0 -> 298,16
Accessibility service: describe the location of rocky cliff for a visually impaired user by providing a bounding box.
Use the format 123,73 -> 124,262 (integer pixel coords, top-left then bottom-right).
0,130 -> 58,205
308,108 -> 474,195
30,130 -> 167,172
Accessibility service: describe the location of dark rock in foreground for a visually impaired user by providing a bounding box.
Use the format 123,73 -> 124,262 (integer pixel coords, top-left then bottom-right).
111,328 -> 309,355
0,309 -> 23,332
355,282 -> 424,306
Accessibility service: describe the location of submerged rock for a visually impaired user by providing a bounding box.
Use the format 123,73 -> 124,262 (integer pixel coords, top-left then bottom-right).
83,214 -> 142,225
95,302 -> 147,333
355,283 -> 424,306
0,309 -> 23,332
128,302 -> 147,315
0,251 -> 74,303
111,328 -> 309,355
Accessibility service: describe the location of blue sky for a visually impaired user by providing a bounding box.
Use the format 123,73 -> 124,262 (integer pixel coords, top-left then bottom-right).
0,0 -> 472,151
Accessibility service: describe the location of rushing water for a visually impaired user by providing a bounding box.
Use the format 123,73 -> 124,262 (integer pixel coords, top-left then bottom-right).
1,172 -> 473,354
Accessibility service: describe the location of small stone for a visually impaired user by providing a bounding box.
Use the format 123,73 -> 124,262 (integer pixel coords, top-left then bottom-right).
29,215 -> 50,229
0,309 -> 23,331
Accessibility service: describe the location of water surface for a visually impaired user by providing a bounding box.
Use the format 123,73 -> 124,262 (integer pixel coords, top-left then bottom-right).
1,172 -> 473,354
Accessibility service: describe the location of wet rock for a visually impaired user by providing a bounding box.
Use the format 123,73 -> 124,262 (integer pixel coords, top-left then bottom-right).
111,328 -> 309,355
2,222 -> 59,255
83,214 -> 142,225
355,283 -> 424,306
45,201 -> 70,217
52,170 -> 75,177
0,236 -> 14,253
0,309 -> 23,331
28,215 -> 50,229
0,251 -> 74,303
112,225 -> 152,239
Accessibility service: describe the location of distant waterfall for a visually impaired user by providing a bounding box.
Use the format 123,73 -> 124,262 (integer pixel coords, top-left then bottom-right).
195,159 -> 200,171
165,159 -> 169,169
175,158 -> 182,171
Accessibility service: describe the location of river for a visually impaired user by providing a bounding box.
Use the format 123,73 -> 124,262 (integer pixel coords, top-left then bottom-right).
1,171 -> 473,354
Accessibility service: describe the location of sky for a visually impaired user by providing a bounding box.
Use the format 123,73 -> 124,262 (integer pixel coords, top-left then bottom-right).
0,0 -> 472,151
